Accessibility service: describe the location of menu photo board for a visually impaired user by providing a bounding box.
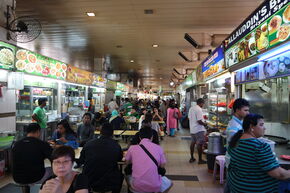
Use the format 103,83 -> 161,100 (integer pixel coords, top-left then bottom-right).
235,51 -> 290,84
106,80 -> 117,90
225,1 -> 290,68
0,41 -> 16,71
116,82 -> 125,91
66,65 -> 93,85
15,48 -> 67,80
92,74 -> 107,88
202,45 -> 226,80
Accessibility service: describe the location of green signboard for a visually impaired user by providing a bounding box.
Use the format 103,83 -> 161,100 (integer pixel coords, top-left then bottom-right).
0,41 -> 16,70
226,3 -> 290,67
15,48 -> 67,80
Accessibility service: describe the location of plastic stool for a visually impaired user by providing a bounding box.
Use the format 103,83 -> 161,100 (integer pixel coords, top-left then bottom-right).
213,155 -> 226,184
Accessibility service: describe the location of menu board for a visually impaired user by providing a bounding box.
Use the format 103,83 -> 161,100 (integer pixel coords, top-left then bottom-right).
116,82 -> 125,91
202,45 -> 226,80
66,65 -> 93,85
106,80 -> 117,90
15,49 -> 67,80
196,64 -> 204,83
0,41 -> 16,70
226,2 -> 290,67
92,74 -> 107,88
235,52 -> 290,84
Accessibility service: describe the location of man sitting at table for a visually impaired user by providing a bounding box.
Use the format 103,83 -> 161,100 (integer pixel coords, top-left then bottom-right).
77,113 -> 95,147
110,110 -> 126,130
77,122 -> 123,193
12,123 -> 53,192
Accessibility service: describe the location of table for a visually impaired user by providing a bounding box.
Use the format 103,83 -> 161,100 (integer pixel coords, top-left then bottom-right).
275,144 -> 290,169
152,121 -> 165,124
94,130 -> 139,136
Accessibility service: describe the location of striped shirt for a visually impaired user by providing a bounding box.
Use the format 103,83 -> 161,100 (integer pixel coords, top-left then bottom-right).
228,138 -> 279,193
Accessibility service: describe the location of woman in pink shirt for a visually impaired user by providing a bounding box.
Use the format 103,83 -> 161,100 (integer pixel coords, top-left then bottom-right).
166,102 -> 179,136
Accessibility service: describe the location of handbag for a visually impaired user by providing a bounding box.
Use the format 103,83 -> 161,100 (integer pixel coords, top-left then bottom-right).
173,112 -> 179,119
139,144 -> 166,176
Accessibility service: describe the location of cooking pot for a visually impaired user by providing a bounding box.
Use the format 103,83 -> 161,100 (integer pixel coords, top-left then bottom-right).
69,115 -> 81,122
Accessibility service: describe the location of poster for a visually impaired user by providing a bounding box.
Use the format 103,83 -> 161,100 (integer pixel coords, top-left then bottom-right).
92,74 -> 107,88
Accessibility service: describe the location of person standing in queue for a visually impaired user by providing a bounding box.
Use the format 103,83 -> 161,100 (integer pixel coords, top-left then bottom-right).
166,101 -> 179,137
188,98 -> 207,164
32,98 -> 48,141
40,146 -> 89,193
12,123 -> 53,193
228,114 -> 290,193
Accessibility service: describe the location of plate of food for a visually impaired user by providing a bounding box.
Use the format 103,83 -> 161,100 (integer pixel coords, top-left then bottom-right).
28,54 -> 37,63
280,155 -> 290,161
16,60 -> 26,70
279,63 -> 286,73
248,37 -> 256,55
50,68 -> 57,76
35,64 -> 43,72
283,5 -> 290,23
264,60 -> 279,77
25,63 -> 35,73
256,28 -> 269,51
0,47 -> 14,66
62,64 -> 67,71
268,15 -> 282,32
16,49 -> 27,60
277,24 -> 290,42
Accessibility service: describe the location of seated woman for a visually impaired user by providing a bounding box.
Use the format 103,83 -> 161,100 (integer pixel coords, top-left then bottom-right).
51,120 -> 79,149
39,146 -> 89,193
153,107 -> 163,121
109,110 -> 125,130
228,113 -> 290,193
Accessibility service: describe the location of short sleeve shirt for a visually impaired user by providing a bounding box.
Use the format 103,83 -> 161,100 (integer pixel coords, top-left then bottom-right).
188,105 -> 205,134
33,107 -> 47,129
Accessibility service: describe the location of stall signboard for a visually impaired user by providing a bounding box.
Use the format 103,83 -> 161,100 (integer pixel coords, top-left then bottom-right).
66,65 -> 93,85
0,41 -> 16,71
106,80 -> 117,90
202,45 -> 226,80
235,51 -> 290,84
196,64 -> 204,83
116,82 -> 125,91
225,1 -> 290,67
15,48 -> 67,80
92,74 -> 107,88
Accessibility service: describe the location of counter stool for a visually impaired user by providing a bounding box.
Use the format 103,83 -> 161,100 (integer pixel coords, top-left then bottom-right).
213,155 -> 226,184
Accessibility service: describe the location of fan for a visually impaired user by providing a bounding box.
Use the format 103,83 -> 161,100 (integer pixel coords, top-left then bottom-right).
7,16 -> 42,43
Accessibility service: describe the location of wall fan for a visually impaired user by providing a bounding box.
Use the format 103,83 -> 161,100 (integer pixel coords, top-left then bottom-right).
5,3 -> 42,43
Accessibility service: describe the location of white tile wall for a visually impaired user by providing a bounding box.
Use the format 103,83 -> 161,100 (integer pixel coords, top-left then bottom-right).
265,122 -> 290,140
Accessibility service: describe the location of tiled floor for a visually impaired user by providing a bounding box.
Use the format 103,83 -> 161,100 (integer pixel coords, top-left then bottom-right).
0,129 -> 225,193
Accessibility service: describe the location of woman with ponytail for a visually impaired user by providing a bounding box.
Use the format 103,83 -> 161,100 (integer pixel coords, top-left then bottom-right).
228,114 -> 290,193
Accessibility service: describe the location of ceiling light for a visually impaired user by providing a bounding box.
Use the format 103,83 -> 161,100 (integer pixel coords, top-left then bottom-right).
152,44 -> 159,48
144,9 -> 154,14
160,78 -> 163,80
184,33 -> 200,48
170,82 -> 174,86
87,12 -> 95,17
116,45 -> 123,48
130,60 -> 134,63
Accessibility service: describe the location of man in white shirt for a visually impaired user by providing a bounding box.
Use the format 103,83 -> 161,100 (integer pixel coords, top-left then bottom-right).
108,99 -> 119,113
188,98 -> 207,164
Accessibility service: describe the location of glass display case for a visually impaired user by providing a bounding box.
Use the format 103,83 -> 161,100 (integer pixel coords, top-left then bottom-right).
61,84 -> 86,115
16,86 -> 57,121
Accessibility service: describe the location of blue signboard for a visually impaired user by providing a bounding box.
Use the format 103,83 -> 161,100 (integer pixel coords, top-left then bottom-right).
202,45 -> 226,79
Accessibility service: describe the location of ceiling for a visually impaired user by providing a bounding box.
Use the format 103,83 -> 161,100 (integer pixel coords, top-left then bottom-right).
13,0 -> 263,90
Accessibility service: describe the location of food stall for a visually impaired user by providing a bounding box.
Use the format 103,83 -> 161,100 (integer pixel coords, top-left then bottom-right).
89,74 -> 107,112
105,80 -> 117,105
15,47 -> 67,138
202,44 -> 232,131
63,65 -> 92,125
224,1 -> 290,139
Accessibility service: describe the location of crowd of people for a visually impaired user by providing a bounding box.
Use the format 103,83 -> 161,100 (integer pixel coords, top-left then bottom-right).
12,96 -> 290,193
12,97 -> 180,193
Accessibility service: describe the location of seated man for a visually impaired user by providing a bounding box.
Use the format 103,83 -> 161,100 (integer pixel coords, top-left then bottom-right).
12,123 -> 53,191
125,128 -> 172,193
77,123 -> 123,193
92,112 -> 106,130
110,110 -> 125,130
77,113 -> 95,147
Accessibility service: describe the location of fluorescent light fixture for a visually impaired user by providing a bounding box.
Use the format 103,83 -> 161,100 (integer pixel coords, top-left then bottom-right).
178,52 -> 192,62
152,44 -> 159,48
258,42 -> 290,61
130,60 -> 134,63
86,12 -> 95,17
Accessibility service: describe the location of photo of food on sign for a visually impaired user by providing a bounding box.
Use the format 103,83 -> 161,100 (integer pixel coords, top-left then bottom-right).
15,48 -> 68,80
0,47 -> 14,66
263,56 -> 290,78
